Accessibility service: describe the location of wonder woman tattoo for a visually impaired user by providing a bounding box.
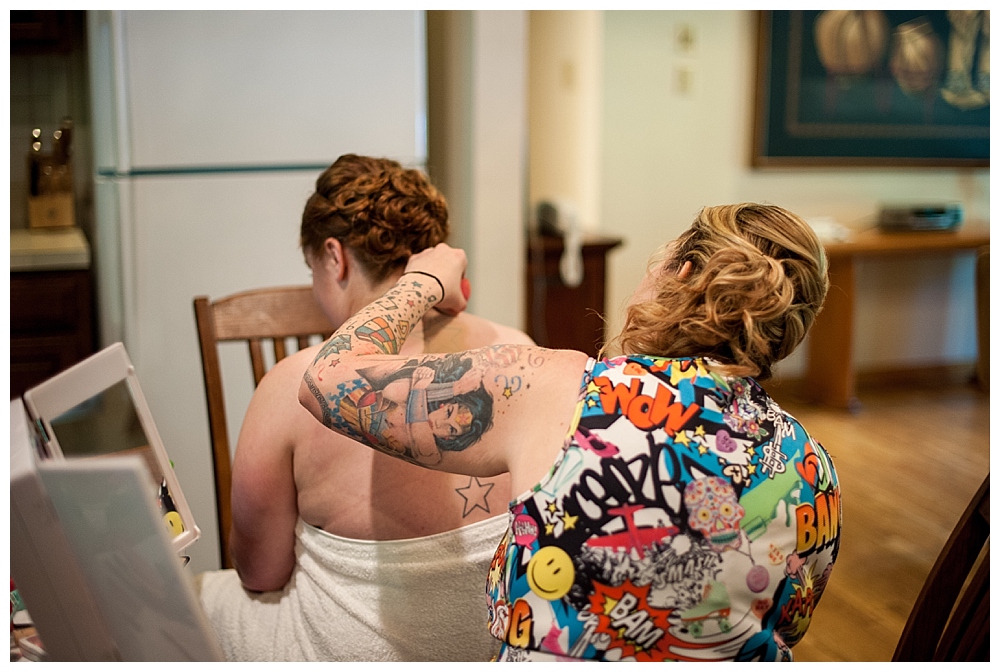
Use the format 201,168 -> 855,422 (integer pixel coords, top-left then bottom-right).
302,275 -> 550,466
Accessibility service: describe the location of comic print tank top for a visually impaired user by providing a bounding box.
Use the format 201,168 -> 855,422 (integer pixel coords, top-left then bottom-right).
486,356 -> 841,662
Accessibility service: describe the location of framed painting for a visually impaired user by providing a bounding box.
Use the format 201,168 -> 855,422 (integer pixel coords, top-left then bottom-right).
752,10 -> 989,167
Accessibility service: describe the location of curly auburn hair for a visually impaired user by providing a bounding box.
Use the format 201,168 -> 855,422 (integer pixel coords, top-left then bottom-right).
300,154 -> 450,283
607,203 -> 829,381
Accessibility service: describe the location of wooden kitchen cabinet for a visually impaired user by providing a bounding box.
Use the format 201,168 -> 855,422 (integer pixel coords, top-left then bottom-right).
10,269 -> 96,399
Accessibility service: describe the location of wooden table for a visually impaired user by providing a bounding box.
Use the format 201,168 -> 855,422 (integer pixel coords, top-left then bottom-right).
804,223 -> 989,410
525,233 -> 623,357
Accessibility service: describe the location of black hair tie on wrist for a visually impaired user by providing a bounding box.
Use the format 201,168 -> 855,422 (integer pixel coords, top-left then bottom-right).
403,270 -> 445,302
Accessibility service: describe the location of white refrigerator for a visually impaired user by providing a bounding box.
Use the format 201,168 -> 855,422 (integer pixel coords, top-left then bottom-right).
87,10 -> 427,572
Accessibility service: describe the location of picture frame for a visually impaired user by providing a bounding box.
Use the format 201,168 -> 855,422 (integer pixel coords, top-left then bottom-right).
752,10 -> 989,168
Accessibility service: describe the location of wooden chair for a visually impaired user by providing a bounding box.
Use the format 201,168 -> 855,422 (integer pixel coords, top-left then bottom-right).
193,286 -> 333,569
975,246 -> 988,393
893,474 -> 989,661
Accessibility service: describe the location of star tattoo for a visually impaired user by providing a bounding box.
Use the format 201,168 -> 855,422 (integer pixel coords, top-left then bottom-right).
456,476 -> 496,517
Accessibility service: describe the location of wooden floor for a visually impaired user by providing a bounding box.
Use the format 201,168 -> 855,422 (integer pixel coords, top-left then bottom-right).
762,377 -> 990,662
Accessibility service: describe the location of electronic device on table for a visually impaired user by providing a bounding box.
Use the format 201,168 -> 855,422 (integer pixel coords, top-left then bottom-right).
10,343 -> 224,661
877,204 -> 963,232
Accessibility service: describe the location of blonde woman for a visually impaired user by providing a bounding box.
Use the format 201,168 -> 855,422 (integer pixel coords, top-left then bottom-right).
300,203 -> 841,662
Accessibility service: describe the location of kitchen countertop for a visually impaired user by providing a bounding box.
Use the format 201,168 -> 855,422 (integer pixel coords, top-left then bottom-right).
10,227 -> 91,272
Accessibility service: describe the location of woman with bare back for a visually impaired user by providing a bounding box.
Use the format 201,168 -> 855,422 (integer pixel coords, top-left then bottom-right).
196,155 -> 534,662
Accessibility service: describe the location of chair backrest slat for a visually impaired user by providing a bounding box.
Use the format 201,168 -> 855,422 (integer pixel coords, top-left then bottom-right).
193,285 -> 333,569
274,337 -> 288,363
248,339 -> 266,386
935,548 -> 989,661
893,474 -> 990,662
211,287 -> 332,340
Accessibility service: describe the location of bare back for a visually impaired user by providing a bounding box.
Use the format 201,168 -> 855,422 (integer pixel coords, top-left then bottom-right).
290,310 -> 531,540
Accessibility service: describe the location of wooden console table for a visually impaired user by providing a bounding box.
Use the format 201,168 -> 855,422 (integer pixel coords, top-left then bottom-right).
525,234 -> 623,357
804,223 -> 990,410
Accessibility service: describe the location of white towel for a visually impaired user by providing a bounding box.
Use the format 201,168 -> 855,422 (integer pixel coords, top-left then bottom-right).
195,516 -> 507,661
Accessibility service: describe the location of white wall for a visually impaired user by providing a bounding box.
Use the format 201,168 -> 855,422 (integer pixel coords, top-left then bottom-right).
598,11 -> 989,378
528,10 -> 603,232
467,12 -> 528,329
427,11 -> 528,331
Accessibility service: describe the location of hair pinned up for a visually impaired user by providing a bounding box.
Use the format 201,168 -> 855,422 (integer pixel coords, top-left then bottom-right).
609,203 -> 829,380
300,154 -> 449,283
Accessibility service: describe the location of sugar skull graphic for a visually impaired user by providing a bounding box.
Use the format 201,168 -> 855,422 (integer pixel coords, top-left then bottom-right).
684,477 -> 745,551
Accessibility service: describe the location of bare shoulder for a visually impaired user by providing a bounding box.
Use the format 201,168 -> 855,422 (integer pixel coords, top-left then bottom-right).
473,345 -> 589,493
480,316 -> 536,346
424,311 -> 535,353
260,345 -> 319,387
243,345 -> 322,427
519,346 -> 591,394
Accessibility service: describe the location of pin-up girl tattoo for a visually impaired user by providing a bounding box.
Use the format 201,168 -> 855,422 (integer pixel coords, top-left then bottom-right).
319,353 -> 495,466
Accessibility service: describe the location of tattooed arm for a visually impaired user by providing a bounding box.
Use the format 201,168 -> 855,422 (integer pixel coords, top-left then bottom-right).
299,244 -> 589,485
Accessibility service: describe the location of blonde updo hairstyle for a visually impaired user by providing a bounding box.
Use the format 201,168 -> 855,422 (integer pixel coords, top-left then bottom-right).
300,154 -> 449,283
610,203 -> 829,380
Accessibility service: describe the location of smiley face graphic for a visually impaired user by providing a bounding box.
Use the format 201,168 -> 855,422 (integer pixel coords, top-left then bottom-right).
526,546 -> 574,601
164,511 -> 185,537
